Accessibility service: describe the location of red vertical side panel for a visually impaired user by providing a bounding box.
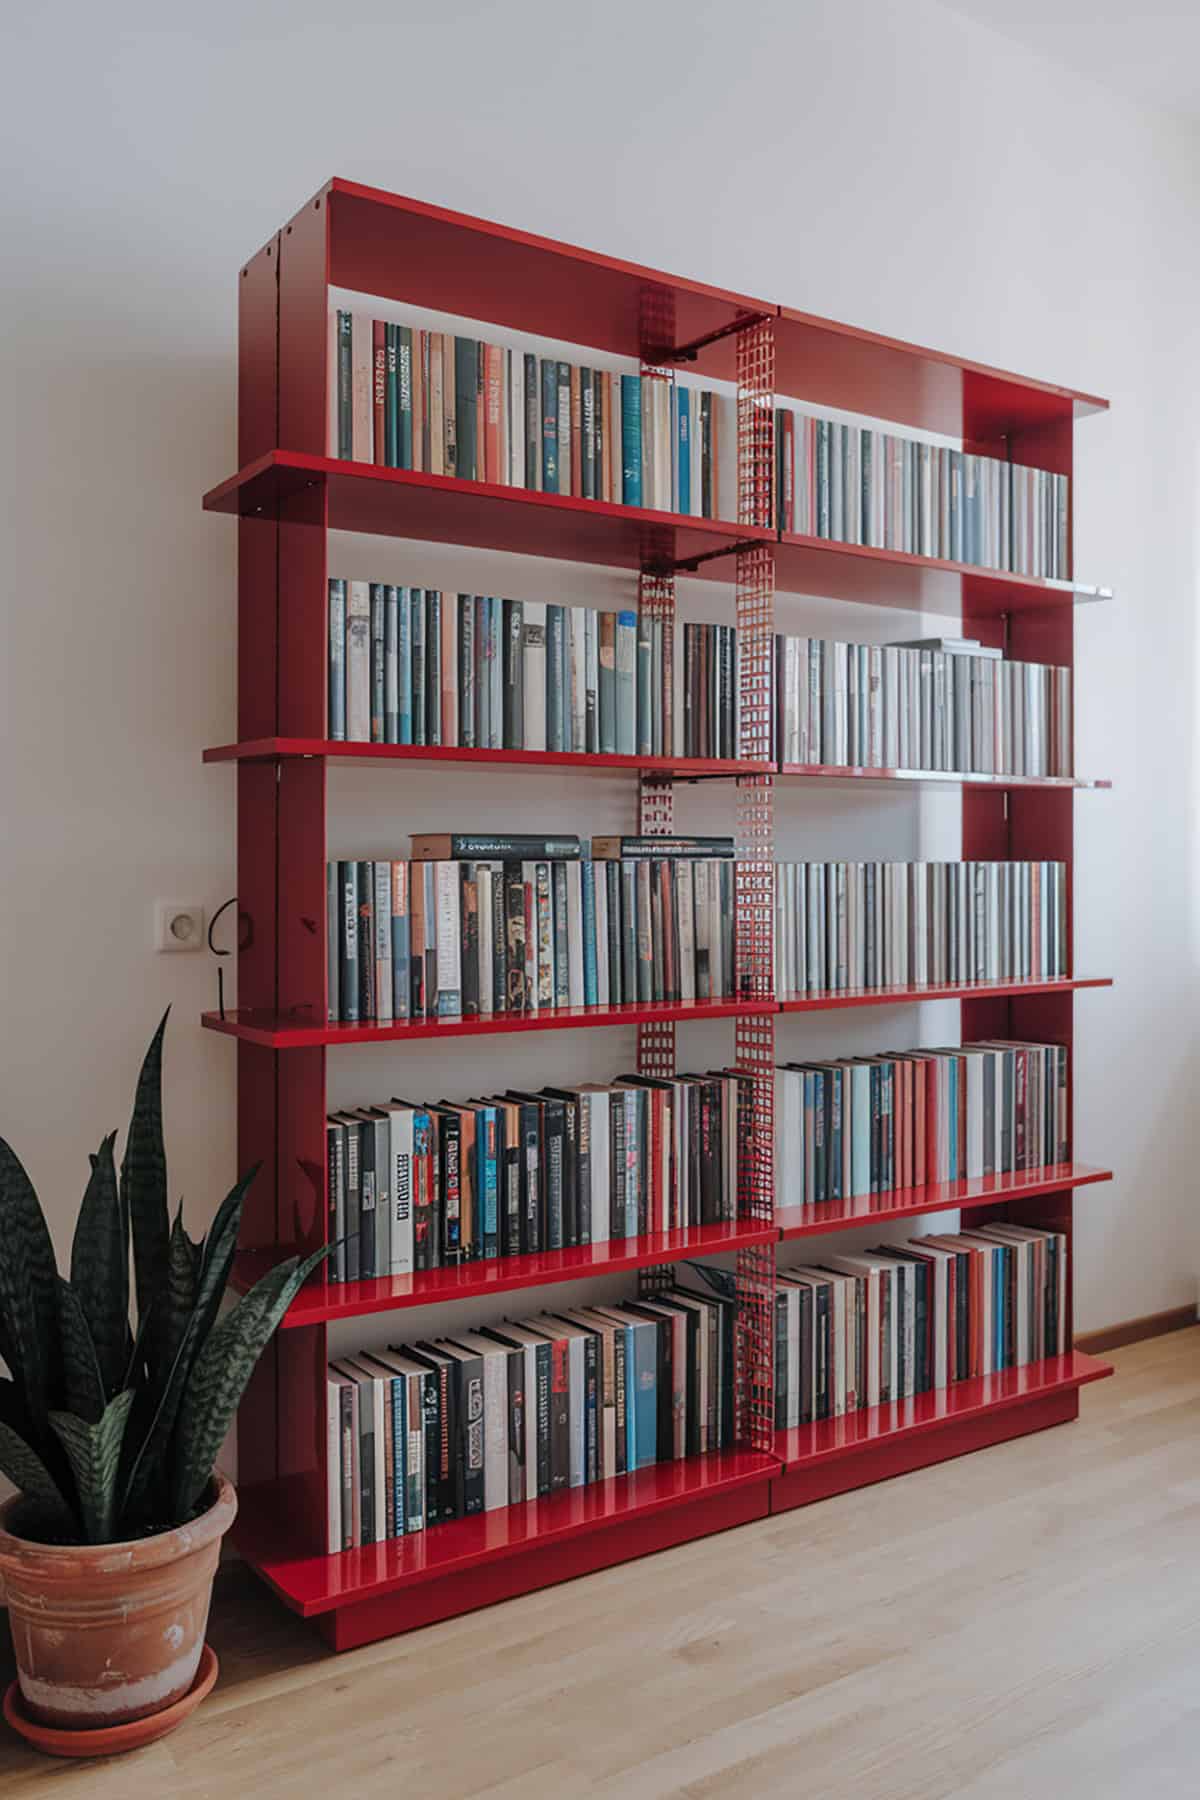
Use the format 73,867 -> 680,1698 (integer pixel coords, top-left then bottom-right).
277,483 -> 329,738
277,757 -> 327,1025
279,185 -> 333,457
277,1323 -> 330,1558
238,234 -> 280,467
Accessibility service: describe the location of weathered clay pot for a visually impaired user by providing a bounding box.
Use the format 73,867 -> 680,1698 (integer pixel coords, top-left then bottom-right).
0,1472 -> 236,1731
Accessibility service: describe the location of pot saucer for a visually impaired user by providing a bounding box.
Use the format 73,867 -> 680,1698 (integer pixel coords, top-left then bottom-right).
3,1642 -> 219,1758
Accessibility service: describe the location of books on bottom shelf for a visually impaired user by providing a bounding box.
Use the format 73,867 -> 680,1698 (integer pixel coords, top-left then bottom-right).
325,1281 -> 738,1552
775,859 -> 1068,995
775,1222 -> 1068,1426
326,1067 -> 749,1283
775,633 -> 1072,776
329,580 -> 740,757
775,1040 -> 1068,1207
327,837 -> 737,1025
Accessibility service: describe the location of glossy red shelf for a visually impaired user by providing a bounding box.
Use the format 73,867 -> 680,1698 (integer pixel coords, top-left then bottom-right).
203,738 -> 771,778
778,976 -> 1112,1014
202,996 -> 773,1049
774,531 -> 1111,618
203,451 -> 767,578
233,1217 -> 776,1326
775,302 -> 1108,438
320,178 -> 771,379
775,1161 -> 1111,1242
774,1350 -> 1113,1474
778,762 -> 1111,791
235,1449 -> 779,1618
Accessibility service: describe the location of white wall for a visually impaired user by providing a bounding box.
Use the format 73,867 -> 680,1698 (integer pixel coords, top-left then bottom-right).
4,0 -> 1198,1387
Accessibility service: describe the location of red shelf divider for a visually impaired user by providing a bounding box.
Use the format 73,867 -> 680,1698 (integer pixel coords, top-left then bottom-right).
775,1161 -> 1111,1242
233,1217 -> 777,1327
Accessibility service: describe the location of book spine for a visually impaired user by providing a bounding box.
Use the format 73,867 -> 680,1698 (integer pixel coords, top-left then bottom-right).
621,376 -> 642,506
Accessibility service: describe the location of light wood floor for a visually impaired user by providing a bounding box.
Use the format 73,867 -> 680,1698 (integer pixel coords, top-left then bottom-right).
1,1329 -> 1197,1797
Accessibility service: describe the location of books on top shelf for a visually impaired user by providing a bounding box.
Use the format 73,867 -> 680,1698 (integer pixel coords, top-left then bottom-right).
775,633 -> 1072,776
325,1066 -> 748,1283
774,407 -> 1070,580
326,837 -> 737,1025
328,580 -> 740,758
775,1221 -> 1067,1425
331,310 -> 732,515
775,860 -> 1068,996
774,1039 -> 1068,1207
325,1280 -> 738,1551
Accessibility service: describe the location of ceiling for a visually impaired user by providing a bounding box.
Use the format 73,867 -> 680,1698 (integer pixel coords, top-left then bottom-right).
945,0 -> 1200,121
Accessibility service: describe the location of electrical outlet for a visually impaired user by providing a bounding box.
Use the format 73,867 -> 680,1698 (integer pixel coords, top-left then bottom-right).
155,902 -> 206,952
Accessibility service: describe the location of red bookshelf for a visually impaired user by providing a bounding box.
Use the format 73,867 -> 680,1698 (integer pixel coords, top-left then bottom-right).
778,763 -> 1111,791
210,176 -> 1112,1651
778,975 -> 1111,1013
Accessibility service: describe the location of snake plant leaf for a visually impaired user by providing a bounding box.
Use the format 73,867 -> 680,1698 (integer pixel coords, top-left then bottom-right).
56,1280 -> 106,1424
160,1204 -> 202,1375
119,1009 -> 170,1354
0,1140 -> 60,1434
170,1244 -> 330,1520
49,1391 -> 134,1545
69,1134 -> 131,1399
0,1419 -> 77,1535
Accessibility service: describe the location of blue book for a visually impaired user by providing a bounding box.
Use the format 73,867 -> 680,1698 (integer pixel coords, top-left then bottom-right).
479,1105 -> 499,1258
391,866 -> 410,1021
397,587 -> 412,744
328,578 -> 346,740
629,1316 -> 657,1468
621,375 -> 642,507
676,388 -> 691,515
541,358 -> 558,492
581,860 -> 597,1006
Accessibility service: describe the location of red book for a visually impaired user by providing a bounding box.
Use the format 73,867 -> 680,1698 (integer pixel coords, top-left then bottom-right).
914,1057 -> 927,1185
484,344 -> 504,483
372,321 -> 387,464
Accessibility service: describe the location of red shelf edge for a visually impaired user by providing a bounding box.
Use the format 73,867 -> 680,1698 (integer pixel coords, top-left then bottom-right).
778,976 -> 1112,1012
778,763 -> 1111,791
774,1350 -> 1114,1475
202,739 -> 772,775
233,1218 -> 778,1326
234,1450 -> 779,1618
201,997 -> 774,1048
774,1161 -> 1112,1242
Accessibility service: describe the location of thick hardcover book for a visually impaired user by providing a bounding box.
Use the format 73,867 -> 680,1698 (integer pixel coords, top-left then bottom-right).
591,835 -> 734,859
411,833 -> 580,861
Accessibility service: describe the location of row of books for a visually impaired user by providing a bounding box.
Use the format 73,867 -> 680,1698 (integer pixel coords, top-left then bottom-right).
774,408 -> 1070,580
331,312 -> 730,515
774,1038 -> 1068,1206
775,634 -> 1073,776
775,860 -> 1069,996
325,1281 -> 737,1549
327,837 -> 737,1024
326,1067 -> 747,1283
328,581 -> 740,758
775,1221 -> 1067,1425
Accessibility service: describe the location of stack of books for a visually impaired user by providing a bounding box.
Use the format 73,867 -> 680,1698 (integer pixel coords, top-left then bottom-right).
775,860 -> 1069,994
331,311 -> 732,514
326,835 -> 738,1024
325,1066 -> 748,1282
325,1281 -> 738,1549
328,580 -> 741,757
774,407 -> 1070,579
775,634 -> 1073,776
774,1038 -> 1068,1205
775,1222 -> 1067,1424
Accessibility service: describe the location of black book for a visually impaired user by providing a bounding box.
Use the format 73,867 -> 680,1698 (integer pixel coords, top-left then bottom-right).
355,1114 -> 377,1280
437,1342 -> 485,1517
541,1088 -> 579,1248
605,860 -> 623,1004
326,1118 -> 346,1283
581,1329 -> 599,1482
503,863 -> 528,1013
797,1281 -> 813,1424
814,1279 -> 830,1420
592,375 -> 605,509
460,866 -> 480,1019
341,1111 -> 361,1284
580,367 -> 595,499
513,1091 -> 563,1250
338,861 -> 358,1024
369,583 -> 386,744
610,1091 -> 627,1243
543,1331 -> 570,1491
455,336 -> 478,482
774,1291 -> 789,1428
498,1105 -> 522,1256
700,391 -> 713,516
458,594 -> 476,749
878,1248 -> 930,1394
502,598 -> 524,748
650,1296 -> 701,1457
425,589 -> 442,746
406,1345 -> 457,1523
503,1095 -> 542,1253
336,311 -> 353,458
326,862 -> 339,1024
523,353 -> 539,491
503,1342 -> 525,1504
490,868 -> 507,1021
410,589 -> 426,747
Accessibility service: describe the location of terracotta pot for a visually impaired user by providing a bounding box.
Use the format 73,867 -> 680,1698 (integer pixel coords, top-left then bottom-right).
0,1472 -> 236,1731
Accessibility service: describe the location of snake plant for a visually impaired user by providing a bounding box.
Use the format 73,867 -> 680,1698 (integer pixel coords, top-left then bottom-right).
0,1012 -> 326,1543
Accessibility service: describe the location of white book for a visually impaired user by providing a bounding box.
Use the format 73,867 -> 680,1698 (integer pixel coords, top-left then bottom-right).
327,310 -> 340,457
675,862 -> 695,1001
586,1090 -> 611,1243
383,1103 -> 414,1277
346,1359 -> 387,1544
521,600 -> 547,751
451,1334 -> 510,1512
351,313 -> 373,462
569,606 -> 587,750
434,862 -> 462,1017
346,580 -> 371,742
373,862 -> 393,1025
325,1378 -> 344,1552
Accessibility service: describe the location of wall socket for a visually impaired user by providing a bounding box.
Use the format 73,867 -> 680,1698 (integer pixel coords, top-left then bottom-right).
154,902 -> 206,952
